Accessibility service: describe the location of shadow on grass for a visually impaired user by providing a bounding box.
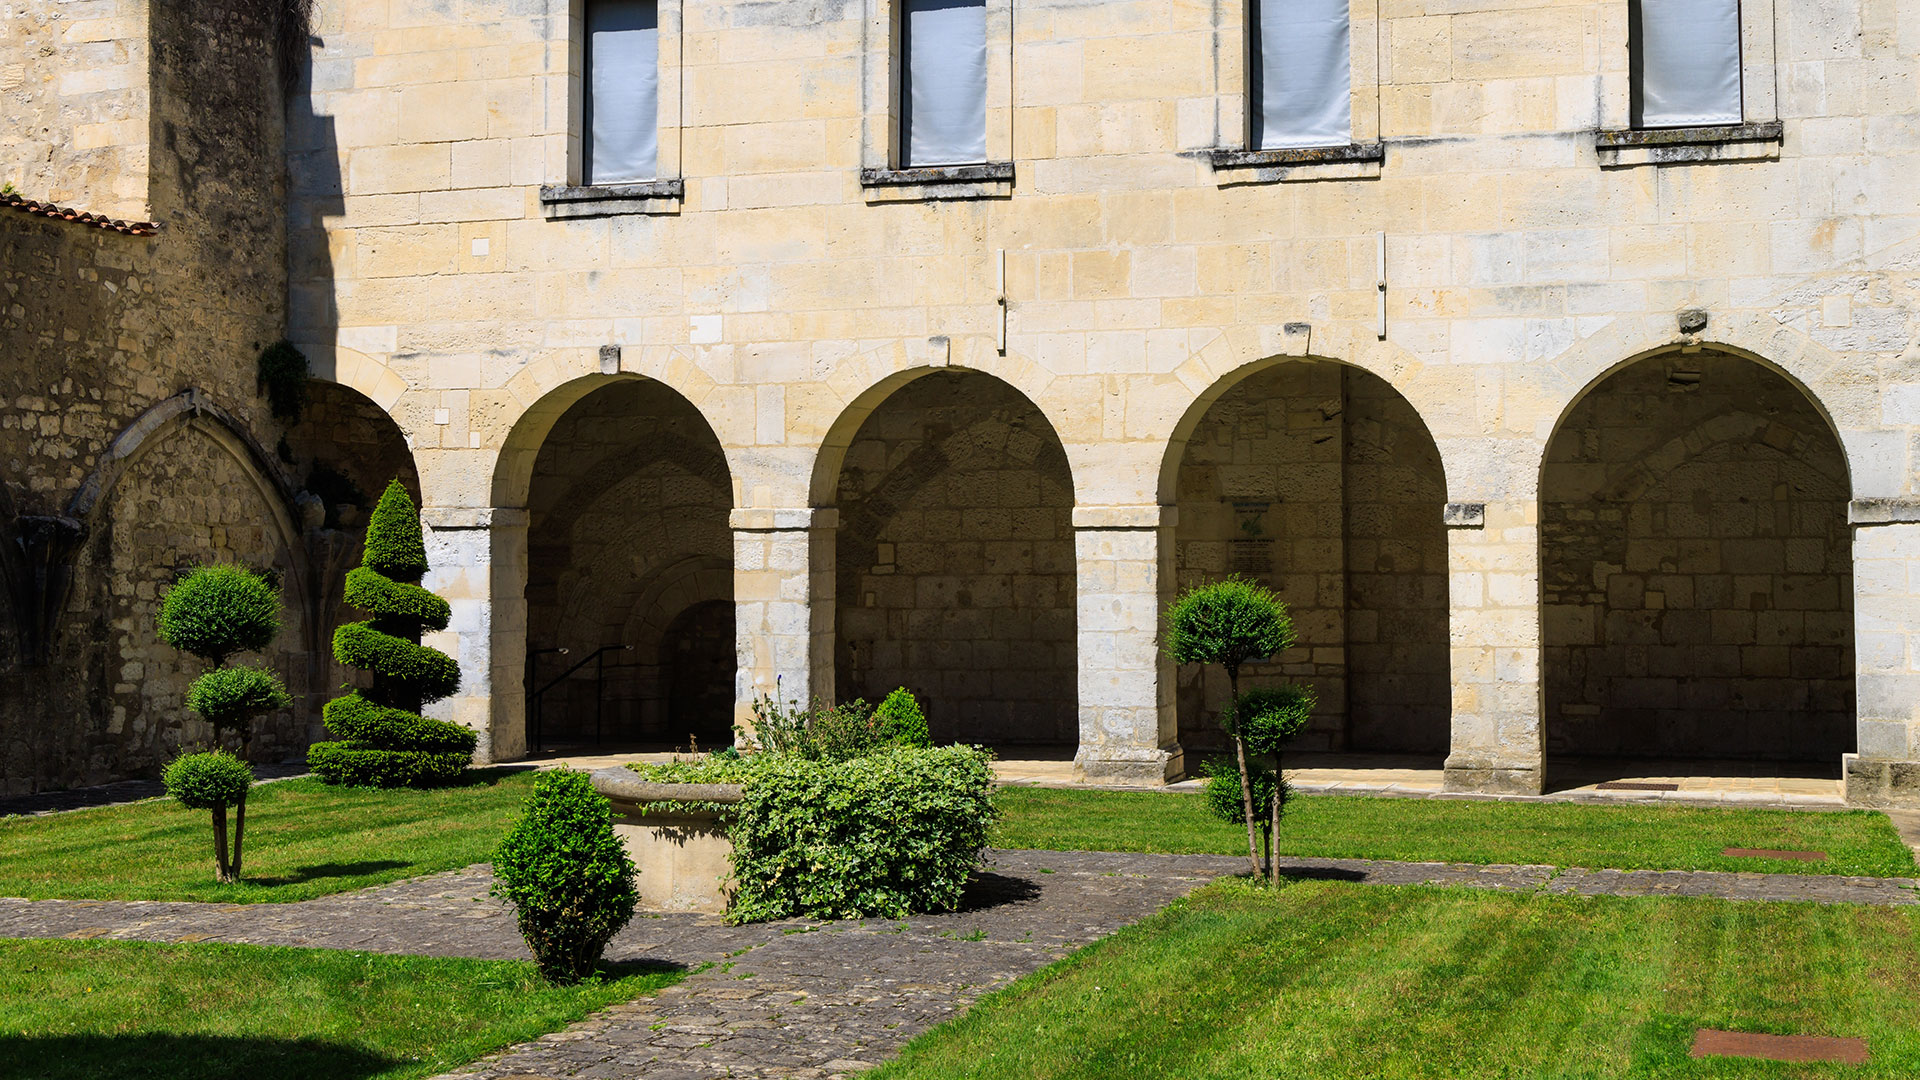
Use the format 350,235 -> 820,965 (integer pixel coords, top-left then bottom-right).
0,1034 -> 402,1080
243,860 -> 412,887
956,871 -> 1045,912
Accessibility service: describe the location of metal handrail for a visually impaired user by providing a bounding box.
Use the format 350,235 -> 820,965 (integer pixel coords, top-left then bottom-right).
529,644 -> 633,752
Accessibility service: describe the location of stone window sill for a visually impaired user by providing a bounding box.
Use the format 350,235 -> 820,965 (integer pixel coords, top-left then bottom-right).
860,162 -> 1014,203
1595,121 -> 1782,167
1210,142 -> 1384,185
539,179 -> 684,219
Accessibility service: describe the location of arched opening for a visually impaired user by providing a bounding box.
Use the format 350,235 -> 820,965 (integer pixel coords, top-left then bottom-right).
1169,359 -> 1451,764
521,379 -> 734,753
829,369 -> 1077,748
1541,350 -> 1854,778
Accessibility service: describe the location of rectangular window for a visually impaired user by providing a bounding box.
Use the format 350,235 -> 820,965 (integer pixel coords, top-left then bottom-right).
1630,0 -> 1742,128
900,0 -> 987,167
585,0 -> 659,184
1249,0 -> 1352,150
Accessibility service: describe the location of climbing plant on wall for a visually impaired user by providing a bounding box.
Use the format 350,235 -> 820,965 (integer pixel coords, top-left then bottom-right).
308,479 -> 475,787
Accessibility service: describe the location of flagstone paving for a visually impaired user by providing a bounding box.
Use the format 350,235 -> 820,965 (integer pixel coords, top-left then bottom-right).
1,850 -> 1915,1079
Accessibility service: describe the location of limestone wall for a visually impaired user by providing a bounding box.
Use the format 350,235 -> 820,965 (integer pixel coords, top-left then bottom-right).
0,0 -> 151,219
285,0 -> 1920,799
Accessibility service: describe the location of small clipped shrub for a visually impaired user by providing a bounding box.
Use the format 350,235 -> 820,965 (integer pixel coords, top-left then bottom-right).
158,564 -> 281,665
163,750 -> 254,883
185,666 -> 292,734
1200,756 -> 1290,863
309,479 -> 475,787
873,687 -> 931,748
491,769 -> 638,984
723,746 -> 997,924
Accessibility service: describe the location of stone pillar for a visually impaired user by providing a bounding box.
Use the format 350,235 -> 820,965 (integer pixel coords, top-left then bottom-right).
1440,500 -> 1544,795
731,508 -> 837,732
1074,506 -> 1182,784
421,506 -> 528,764
1845,506 -> 1920,807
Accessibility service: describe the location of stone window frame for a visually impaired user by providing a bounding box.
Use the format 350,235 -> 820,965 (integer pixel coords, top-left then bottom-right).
1594,0 -> 1782,167
1209,0 -> 1384,185
539,0 -> 686,219
859,0 -> 1015,203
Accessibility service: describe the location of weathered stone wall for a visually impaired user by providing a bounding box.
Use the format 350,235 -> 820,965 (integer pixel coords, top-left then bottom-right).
0,0 -> 151,219
1173,362 -> 1448,757
0,0 -> 315,793
1541,351 -> 1854,761
834,371 -> 1077,745
523,379 -> 734,748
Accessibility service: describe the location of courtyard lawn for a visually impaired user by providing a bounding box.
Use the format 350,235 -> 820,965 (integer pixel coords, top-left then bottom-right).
0,938 -> 678,1080
873,879 -> 1920,1080
992,786 -> 1920,877
0,769 -> 537,903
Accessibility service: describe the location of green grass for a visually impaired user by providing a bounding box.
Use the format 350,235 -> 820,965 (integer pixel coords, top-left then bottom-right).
0,937 -> 678,1080
992,785 -> 1919,877
874,879 -> 1920,1079
0,769 -> 538,903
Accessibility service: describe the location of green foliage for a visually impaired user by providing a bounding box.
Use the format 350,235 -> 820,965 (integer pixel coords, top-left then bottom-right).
162,751 -> 253,811
743,694 -> 929,761
1228,685 -> 1316,757
874,687 -> 932,748
362,479 -> 429,582
491,770 -> 638,984
184,666 -> 292,735
1200,757 -> 1291,846
1164,576 -> 1295,675
311,478 -> 470,788
157,564 -> 281,664
256,339 -> 310,423
724,746 -> 998,924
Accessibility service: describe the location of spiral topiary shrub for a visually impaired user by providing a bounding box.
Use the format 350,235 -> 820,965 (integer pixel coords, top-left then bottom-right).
163,750 -> 255,883
491,769 -> 639,984
308,479 -> 475,787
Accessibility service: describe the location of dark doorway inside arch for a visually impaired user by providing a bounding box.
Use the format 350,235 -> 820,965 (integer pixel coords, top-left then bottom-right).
523,380 -> 734,753
831,370 -> 1077,749
1540,351 -> 1854,776
1171,360 -> 1451,764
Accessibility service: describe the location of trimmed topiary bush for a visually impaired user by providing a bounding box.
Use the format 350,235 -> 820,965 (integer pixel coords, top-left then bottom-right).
1166,576 -> 1306,881
722,745 -> 997,924
874,687 -> 931,749
157,563 -> 291,882
309,479 -> 475,787
163,750 -> 254,883
491,769 -> 639,984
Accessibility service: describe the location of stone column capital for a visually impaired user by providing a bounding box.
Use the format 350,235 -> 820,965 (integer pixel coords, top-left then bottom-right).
728,507 -> 839,532
1071,505 -> 1177,530
422,506 -> 529,530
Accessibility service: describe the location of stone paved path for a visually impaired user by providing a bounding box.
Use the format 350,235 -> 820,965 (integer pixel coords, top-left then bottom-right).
1,850 -> 1915,1079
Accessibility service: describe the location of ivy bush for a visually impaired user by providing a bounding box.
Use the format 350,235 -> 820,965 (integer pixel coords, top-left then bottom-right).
631,746 -> 997,924
309,479 -> 475,787
492,769 -> 638,984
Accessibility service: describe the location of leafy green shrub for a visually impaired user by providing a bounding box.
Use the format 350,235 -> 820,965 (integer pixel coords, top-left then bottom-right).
158,565 -> 281,664
309,479 -> 475,788
256,339 -> 311,422
163,751 -> 253,883
491,770 -> 638,984
185,667 -> 292,733
1165,576 -> 1305,880
157,563 -> 290,882
723,746 -> 997,924
874,687 -> 931,748
1200,757 -> 1291,863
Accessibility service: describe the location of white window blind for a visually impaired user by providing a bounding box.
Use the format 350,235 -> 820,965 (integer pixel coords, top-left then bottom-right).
1631,0 -> 1742,128
901,0 -> 988,167
585,0 -> 659,185
1250,0 -> 1352,150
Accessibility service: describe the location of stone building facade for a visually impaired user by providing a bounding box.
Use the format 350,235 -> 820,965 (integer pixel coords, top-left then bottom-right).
14,0 -> 1920,807
0,0 -> 415,793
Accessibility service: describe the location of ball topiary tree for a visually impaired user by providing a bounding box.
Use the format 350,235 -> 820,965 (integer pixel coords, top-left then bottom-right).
492,769 -> 638,983
308,479 -> 476,787
1166,576 -> 1302,879
163,750 -> 255,883
157,563 -> 292,881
